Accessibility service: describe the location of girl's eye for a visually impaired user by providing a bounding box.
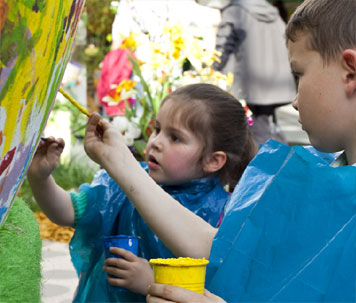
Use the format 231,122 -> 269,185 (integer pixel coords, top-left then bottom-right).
171,134 -> 180,142
154,126 -> 160,134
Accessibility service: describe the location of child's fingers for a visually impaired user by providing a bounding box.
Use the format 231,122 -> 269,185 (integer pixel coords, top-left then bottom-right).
103,265 -> 127,278
46,139 -> 65,154
146,294 -> 174,303
36,137 -> 64,154
104,256 -> 132,270
109,247 -> 138,262
204,290 -> 226,302
148,284 -> 201,302
106,276 -> 127,288
86,112 -> 101,133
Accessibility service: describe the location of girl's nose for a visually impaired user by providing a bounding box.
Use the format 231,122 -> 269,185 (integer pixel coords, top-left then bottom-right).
292,94 -> 299,111
149,133 -> 163,150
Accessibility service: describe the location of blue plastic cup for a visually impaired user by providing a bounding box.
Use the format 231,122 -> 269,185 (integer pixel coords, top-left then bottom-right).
103,235 -> 139,292
103,235 -> 139,259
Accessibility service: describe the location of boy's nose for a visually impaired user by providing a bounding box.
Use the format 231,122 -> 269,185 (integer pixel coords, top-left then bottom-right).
292,94 -> 299,111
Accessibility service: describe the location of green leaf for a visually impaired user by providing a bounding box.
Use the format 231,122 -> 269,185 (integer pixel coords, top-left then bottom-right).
133,140 -> 147,159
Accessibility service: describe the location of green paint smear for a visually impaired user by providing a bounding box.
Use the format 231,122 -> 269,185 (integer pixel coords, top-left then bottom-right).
0,197 -> 42,302
0,16 -> 40,102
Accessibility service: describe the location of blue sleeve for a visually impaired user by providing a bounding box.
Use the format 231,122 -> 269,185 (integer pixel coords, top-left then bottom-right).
70,191 -> 88,226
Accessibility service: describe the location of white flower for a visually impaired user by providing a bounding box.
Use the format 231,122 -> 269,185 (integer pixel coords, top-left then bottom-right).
126,122 -> 141,139
123,135 -> 134,146
112,116 -> 129,133
111,116 -> 141,147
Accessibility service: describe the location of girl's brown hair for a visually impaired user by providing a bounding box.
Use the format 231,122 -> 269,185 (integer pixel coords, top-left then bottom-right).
161,83 -> 257,190
286,0 -> 356,64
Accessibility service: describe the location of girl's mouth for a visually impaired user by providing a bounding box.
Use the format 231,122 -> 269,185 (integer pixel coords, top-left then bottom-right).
147,154 -> 160,169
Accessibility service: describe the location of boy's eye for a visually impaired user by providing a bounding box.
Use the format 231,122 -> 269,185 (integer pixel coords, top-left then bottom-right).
292,71 -> 300,88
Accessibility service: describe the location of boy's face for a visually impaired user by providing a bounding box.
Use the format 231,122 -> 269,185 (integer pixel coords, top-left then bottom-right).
288,32 -> 352,153
145,100 -> 205,185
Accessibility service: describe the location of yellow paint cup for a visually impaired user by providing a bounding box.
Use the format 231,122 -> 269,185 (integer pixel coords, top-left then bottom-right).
149,257 -> 209,294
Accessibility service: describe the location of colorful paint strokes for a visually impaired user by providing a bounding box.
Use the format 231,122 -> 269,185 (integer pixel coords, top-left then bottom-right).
0,0 -> 85,226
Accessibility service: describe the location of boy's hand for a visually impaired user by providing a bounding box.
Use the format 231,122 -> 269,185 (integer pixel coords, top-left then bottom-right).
28,137 -> 65,181
103,247 -> 154,295
147,284 -> 226,303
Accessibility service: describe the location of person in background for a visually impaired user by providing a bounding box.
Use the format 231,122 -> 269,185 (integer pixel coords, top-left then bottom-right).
28,83 -> 256,302
199,0 -> 296,146
273,0 -> 289,23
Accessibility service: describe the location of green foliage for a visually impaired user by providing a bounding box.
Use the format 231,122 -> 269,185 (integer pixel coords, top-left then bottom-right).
0,197 -> 42,302
49,95 -> 87,142
81,0 -> 117,75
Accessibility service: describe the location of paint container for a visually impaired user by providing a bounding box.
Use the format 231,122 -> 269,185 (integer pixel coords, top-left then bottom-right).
103,235 -> 139,291
149,257 -> 209,294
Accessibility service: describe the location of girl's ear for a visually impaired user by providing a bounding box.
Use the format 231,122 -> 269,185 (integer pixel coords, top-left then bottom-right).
203,151 -> 227,174
342,49 -> 356,97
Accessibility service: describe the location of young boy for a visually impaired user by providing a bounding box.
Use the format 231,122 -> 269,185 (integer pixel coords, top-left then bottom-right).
84,0 -> 356,301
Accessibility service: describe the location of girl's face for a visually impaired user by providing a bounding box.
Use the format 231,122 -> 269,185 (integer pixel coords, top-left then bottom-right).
145,100 -> 206,185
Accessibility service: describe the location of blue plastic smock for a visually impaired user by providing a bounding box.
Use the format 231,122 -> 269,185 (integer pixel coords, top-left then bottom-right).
206,140 -> 356,302
70,163 -> 228,302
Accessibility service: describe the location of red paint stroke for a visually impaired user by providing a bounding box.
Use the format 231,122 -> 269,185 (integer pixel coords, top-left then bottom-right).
0,146 -> 16,176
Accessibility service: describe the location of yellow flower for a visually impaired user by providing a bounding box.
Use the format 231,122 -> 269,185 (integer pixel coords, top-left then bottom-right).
120,79 -> 136,91
120,32 -> 139,51
226,72 -> 234,87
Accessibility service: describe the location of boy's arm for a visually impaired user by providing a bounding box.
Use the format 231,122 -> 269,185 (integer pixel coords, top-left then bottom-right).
84,114 -> 217,258
27,137 -> 75,227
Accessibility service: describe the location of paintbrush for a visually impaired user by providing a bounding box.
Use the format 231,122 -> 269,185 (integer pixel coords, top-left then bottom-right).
58,88 -> 103,128
59,88 -> 90,117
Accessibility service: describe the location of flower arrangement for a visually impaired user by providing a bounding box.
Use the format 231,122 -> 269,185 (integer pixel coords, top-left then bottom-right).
102,23 -> 234,159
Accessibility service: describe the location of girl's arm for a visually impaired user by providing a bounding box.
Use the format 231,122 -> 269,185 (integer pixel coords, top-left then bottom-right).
28,175 -> 74,226
84,113 -> 217,258
27,137 -> 75,227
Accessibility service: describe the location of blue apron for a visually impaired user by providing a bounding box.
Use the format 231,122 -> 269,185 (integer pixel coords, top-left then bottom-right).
70,163 -> 228,302
207,140 -> 356,302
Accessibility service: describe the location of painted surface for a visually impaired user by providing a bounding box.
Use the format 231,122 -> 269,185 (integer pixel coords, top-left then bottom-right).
0,0 -> 85,226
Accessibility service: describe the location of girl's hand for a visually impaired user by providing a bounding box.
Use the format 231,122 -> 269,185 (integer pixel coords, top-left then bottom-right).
84,113 -> 128,169
103,247 -> 154,295
28,137 -> 65,181
146,284 -> 226,303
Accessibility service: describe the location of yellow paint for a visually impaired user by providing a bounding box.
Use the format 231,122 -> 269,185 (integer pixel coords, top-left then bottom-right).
149,257 -> 209,294
1,1 -> 77,156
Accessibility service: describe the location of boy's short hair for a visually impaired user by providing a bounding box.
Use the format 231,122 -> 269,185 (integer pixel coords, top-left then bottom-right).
286,0 -> 356,63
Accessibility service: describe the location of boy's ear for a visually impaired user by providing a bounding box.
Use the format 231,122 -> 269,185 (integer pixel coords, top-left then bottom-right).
342,49 -> 356,97
203,151 -> 227,174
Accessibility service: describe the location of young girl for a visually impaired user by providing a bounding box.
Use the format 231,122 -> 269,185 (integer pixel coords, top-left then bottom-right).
28,83 -> 257,302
